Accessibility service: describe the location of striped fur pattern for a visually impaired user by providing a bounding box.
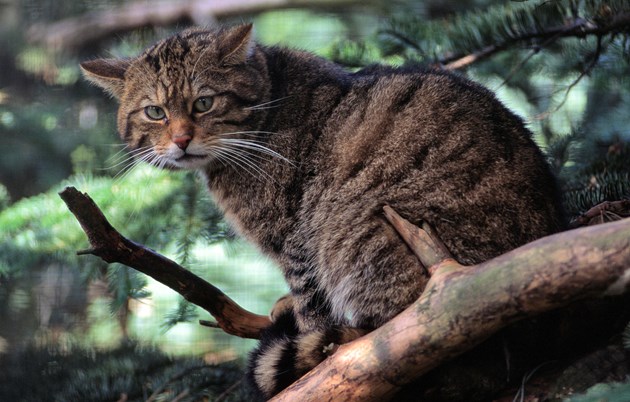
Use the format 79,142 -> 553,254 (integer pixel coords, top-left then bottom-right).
81,24 -> 565,399
248,308 -> 365,398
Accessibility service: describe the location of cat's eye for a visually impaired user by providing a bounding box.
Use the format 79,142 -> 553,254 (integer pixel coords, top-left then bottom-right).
145,106 -> 166,120
193,97 -> 213,113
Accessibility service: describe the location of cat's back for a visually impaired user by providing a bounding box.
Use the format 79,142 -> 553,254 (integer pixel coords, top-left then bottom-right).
303,65 -> 564,267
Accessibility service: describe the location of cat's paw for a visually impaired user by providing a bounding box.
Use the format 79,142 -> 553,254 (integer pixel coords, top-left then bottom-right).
270,293 -> 294,323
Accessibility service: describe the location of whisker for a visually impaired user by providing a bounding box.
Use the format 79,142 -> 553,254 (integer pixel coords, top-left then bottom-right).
99,143 -> 129,149
244,96 -> 294,111
113,149 -> 158,182
190,43 -> 215,82
214,145 -> 277,184
211,147 -> 261,182
114,157 -> 144,182
218,138 -> 294,166
217,130 -> 287,138
102,147 -> 154,171
102,146 -> 134,166
211,148 -> 250,181
213,145 -> 279,169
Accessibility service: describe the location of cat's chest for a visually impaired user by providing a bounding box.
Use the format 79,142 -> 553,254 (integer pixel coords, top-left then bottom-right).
204,166 -> 309,260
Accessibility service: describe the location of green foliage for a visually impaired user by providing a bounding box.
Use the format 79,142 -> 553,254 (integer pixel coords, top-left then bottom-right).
162,300 -> 199,331
0,183 -> 9,211
2,3 -> 629,394
566,381 -> 630,402
0,165 -> 235,349
0,167 -> 225,277
560,142 -> 630,216
347,0 -> 630,70
332,0 -> 630,218
0,342 -> 252,402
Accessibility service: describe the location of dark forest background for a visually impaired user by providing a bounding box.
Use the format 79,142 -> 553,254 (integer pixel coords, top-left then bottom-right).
1,0 -> 629,401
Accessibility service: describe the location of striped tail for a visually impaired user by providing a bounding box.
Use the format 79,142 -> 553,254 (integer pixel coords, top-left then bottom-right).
247,309 -> 365,399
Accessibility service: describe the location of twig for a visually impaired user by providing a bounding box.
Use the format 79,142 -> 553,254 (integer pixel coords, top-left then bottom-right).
497,19 -> 579,89
171,388 -> 190,402
199,319 -> 221,328
442,13 -> 630,70
549,34 -> 605,113
443,44 -> 503,70
215,379 -> 244,402
382,205 -> 456,275
146,364 -> 210,402
58,186 -> 271,339
569,199 -> 630,228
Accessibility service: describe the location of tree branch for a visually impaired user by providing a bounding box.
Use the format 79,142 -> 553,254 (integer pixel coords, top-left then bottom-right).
271,212 -> 630,401
60,186 -> 630,400
27,0 -> 371,51
382,205 -> 456,275
58,186 -> 271,339
441,13 -> 630,70
569,199 -> 630,228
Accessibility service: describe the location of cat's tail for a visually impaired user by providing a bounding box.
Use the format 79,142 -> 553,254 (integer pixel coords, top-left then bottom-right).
246,309 -> 365,399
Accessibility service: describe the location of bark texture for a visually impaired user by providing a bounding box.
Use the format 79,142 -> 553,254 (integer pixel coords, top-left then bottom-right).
271,207 -> 630,401
60,186 -> 630,400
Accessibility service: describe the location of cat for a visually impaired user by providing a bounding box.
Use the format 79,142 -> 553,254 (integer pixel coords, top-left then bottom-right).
81,24 -> 565,399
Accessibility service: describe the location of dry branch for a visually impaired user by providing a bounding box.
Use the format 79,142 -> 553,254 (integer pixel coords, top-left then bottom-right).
569,199 -> 630,228
271,214 -> 630,401
382,205 -> 456,275
58,186 -> 270,339
27,0 -> 370,51
60,186 -> 630,400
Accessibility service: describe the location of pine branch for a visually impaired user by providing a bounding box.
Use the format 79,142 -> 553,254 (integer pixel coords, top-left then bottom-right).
548,34 -> 607,113
442,11 -> 630,70
58,186 -> 271,339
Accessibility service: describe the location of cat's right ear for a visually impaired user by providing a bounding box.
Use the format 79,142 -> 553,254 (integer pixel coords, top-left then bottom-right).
80,58 -> 131,99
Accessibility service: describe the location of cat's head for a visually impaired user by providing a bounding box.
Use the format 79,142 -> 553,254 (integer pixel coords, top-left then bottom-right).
81,24 -> 271,170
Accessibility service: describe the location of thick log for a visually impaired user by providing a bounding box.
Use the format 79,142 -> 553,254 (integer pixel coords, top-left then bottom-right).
271,214 -> 630,401
60,185 -> 630,400
58,186 -> 271,339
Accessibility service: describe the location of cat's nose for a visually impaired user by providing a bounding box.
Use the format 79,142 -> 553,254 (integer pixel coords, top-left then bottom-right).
173,135 -> 192,150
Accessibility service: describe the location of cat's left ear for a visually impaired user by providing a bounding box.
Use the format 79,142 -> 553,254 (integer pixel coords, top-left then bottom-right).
219,23 -> 255,66
80,58 -> 131,99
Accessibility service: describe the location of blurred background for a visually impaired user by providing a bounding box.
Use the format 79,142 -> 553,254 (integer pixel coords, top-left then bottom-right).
0,0 -> 629,400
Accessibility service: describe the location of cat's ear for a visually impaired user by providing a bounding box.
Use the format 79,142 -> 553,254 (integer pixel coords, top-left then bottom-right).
80,58 -> 131,99
219,23 -> 255,66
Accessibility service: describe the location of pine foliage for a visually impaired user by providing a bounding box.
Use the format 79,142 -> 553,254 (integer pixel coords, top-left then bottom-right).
336,0 -> 630,70
0,342 -> 251,402
0,166 -> 231,336
2,1 -> 630,399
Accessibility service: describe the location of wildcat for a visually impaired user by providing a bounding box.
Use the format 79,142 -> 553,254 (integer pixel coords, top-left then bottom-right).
81,24 -> 565,399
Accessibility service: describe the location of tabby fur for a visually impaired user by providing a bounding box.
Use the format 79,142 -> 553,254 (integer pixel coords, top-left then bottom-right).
81,24 -> 565,399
